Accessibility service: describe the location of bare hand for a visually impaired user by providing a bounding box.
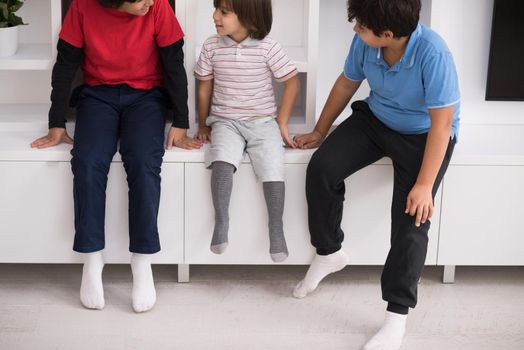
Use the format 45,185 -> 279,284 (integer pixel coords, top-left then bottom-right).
294,130 -> 324,149
278,123 -> 297,148
405,183 -> 434,227
30,128 -> 73,149
194,125 -> 212,143
166,127 -> 203,150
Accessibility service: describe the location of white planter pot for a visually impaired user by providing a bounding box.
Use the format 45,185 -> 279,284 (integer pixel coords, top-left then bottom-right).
0,26 -> 20,57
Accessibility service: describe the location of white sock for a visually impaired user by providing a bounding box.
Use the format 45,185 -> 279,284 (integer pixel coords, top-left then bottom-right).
131,253 -> 157,313
80,251 -> 105,310
363,311 -> 407,350
292,249 -> 349,298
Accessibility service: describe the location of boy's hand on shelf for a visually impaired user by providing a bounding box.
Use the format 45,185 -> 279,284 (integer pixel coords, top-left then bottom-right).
278,123 -> 297,148
195,125 -> 212,143
405,183 -> 434,227
30,128 -> 74,149
294,130 -> 324,149
166,127 -> 203,150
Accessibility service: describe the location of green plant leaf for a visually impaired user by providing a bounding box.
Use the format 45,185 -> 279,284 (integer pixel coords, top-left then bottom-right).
0,21 -> 8,28
8,12 -> 24,26
0,3 -> 8,21
8,1 -> 24,14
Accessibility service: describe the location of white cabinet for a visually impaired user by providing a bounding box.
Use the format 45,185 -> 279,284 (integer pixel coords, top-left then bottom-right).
1,0 -> 523,273
0,161 -> 185,264
0,161 -> 75,263
184,163 -> 313,264
438,166 -> 524,266
184,161 -> 440,265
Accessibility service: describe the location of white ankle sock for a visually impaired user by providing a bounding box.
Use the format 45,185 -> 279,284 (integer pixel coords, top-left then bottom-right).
363,311 -> 407,350
292,249 -> 349,298
80,251 -> 105,310
131,253 -> 156,313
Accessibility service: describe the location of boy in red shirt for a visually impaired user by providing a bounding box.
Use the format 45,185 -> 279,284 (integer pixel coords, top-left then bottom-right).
31,0 -> 201,312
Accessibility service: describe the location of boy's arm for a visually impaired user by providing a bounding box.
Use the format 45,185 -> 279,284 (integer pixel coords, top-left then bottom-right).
159,39 -> 189,129
406,106 -> 453,227
195,79 -> 213,143
295,74 -> 361,149
276,75 -> 300,148
159,39 -> 202,150
31,39 -> 82,149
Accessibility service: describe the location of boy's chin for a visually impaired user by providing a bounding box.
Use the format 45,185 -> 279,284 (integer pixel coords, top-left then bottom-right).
132,8 -> 150,16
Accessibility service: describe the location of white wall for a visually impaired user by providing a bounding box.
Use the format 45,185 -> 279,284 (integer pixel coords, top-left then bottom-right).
431,0 -> 524,125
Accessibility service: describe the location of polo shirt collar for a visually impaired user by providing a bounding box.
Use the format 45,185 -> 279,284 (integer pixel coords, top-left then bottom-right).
401,23 -> 422,68
218,35 -> 260,47
373,23 -> 422,70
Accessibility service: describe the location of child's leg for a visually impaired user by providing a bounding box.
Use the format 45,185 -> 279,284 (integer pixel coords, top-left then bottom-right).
119,88 -> 166,256
364,130 -> 455,349
119,87 -> 167,312
243,119 -> 288,262
294,103 -> 384,298
205,117 -> 246,254
262,181 -> 288,262
210,161 -> 235,253
71,86 -> 120,309
71,86 -> 119,254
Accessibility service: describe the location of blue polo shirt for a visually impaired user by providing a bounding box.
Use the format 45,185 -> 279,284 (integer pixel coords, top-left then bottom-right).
343,24 -> 460,139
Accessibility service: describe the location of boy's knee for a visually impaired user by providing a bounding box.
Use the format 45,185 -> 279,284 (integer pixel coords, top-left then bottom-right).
71,151 -> 111,179
307,151 -> 334,182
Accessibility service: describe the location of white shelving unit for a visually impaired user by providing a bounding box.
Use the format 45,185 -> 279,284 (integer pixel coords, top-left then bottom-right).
0,0 -> 61,131
1,0 -> 523,282
0,0 -> 60,70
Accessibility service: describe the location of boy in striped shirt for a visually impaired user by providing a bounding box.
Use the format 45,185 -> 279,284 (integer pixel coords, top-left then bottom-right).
195,0 -> 300,262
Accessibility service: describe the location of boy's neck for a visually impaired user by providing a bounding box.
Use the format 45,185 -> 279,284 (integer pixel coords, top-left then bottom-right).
228,33 -> 250,44
382,36 -> 410,67
383,36 -> 409,55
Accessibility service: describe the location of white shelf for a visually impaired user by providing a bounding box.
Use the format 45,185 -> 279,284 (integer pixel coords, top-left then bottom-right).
0,103 -> 50,131
0,44 -> 54,70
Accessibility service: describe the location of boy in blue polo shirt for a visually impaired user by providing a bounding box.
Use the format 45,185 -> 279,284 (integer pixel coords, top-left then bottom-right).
293,0 -> 459,348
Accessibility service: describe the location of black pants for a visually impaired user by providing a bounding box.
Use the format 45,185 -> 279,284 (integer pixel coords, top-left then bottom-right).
306,101 -> 455,313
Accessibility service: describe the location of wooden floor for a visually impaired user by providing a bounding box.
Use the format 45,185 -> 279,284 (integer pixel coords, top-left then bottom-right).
1,264 -> 523,350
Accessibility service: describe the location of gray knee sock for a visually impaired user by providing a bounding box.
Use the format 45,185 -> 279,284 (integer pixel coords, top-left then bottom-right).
263,181 -> 288,262
210,161 -> 235,254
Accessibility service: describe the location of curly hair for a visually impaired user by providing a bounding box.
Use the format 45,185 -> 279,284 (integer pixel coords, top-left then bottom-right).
347,0 -> 421,38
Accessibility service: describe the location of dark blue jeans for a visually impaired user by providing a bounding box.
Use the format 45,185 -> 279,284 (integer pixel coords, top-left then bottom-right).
71,85 -> 167,254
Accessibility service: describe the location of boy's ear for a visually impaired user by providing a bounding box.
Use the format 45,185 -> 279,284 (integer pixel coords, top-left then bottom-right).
382,30 -> 394,39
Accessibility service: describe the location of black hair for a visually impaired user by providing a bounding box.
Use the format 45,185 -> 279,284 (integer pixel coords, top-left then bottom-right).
347,0 -> 421,38
97,0 -> 140,9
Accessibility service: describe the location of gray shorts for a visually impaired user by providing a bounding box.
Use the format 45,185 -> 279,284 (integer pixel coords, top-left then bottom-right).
205,116 -> 285,182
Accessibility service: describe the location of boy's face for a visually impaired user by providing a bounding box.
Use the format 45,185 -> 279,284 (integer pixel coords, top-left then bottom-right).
213,2 -> 249,42
353,21 -> 390,48
119,0 -> 154,16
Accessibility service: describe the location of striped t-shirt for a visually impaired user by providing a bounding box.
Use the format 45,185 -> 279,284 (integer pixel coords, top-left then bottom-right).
194,34 -> 298,120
